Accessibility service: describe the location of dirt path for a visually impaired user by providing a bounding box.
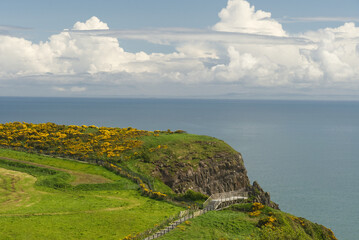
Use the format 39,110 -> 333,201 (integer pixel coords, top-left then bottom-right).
0,168 -> 39,209
0,156 -> 112,185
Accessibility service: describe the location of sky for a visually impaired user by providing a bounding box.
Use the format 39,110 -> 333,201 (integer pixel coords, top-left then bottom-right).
1,0 -> 359,99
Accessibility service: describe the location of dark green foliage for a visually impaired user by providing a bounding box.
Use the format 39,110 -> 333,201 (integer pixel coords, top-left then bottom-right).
175,189 -> 208,202
73,182 -> 138,191
174,130 -> 187,134
36,172 -> 72,189
0,158 -> 58,176
228,203 -> 253,212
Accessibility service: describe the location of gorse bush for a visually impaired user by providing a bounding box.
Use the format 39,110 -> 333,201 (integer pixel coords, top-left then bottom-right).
0,122 -> 152,161
0,122 -> 175,199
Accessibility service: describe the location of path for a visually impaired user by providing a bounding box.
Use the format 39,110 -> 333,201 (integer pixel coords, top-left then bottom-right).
0,167 -> 141,217
0,156 -> 112,185
144,189 -> 248,240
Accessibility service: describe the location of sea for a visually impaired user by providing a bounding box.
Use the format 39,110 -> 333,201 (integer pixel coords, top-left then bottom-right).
0,97 -> 358,240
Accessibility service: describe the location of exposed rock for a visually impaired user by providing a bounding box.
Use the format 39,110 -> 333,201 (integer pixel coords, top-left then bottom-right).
248,181 -> 279,209
152,146 -> 279,209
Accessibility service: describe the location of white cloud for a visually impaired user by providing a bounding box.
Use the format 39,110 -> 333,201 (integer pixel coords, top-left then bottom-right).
302,22 -> 359,82
213,0 -> 286,37
73,16 -> 109,30
1,0 -> 359,99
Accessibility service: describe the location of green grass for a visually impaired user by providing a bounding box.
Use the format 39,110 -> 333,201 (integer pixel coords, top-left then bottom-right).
0,150 -> 184,240
0,158 -> 74,189
158,210 -> 259,240
0,190 -> 182,240
138,133 -> 238,165
159,204 -> 337,240
0,148 -> 133,182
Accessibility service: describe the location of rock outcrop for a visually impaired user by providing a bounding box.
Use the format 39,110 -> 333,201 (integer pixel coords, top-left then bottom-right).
151,143 -> 279,209
249,181 -> 279,209
158,153 -> 250,194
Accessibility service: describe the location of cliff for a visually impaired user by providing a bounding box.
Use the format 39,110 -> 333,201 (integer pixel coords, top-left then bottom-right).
134,134 -> 279,209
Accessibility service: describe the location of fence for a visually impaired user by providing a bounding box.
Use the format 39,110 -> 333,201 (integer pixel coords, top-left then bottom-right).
143,205 -> 215,240
203,188 -> 248,208
84,159 -> 248,240
141,189 -> 248,240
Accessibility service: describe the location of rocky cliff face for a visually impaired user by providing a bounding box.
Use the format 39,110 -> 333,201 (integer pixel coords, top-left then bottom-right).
151,145 -> 279,209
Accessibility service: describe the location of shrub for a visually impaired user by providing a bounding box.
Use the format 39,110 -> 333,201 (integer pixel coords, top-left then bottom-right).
176,189 -> 208,202
174,130 -> 187,134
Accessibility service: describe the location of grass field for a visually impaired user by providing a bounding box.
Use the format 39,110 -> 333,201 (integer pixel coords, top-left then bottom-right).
0,149 -> 183,240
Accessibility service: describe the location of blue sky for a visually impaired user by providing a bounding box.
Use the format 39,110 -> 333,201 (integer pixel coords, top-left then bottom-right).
2,0 -> 358,40
1,0 -> 359,99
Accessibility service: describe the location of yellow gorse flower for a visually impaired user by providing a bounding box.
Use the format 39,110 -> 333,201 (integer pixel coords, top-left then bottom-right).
0,122 -> 155,161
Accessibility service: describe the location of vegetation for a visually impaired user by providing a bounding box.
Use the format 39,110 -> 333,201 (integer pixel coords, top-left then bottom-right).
0,153 -> 182,239
158,203 -> 337,240
118,132 -> 239,195
0,148 -> 137,183
175,189 -> 209,203
0,122 -> 150,161
0,122 -> 337,239
0,122 -> 238,194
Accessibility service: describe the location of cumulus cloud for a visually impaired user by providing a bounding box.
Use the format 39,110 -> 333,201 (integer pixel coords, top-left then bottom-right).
1,1 -> 359,98
213,0 -> 286,37
302,22 -> 359,82
209,1 -> 359,86
72,16 -> 109,30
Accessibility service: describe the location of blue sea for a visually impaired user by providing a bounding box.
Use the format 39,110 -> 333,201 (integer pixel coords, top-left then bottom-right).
0,97 -> 358,239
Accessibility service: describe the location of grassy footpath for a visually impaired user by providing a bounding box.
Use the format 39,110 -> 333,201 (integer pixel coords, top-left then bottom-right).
0,150 -> 183,240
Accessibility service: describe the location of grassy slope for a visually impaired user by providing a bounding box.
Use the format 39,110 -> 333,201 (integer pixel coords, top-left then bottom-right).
159,204 -> 337,240
0,150 -> 183,240
159,210 -> 259,240
0,148 -> 126,181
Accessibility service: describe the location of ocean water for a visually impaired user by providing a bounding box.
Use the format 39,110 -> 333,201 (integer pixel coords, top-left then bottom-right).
0,97 -> 358,239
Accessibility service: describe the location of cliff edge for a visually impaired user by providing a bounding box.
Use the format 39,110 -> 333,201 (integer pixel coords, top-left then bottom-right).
133,133 -> 279,209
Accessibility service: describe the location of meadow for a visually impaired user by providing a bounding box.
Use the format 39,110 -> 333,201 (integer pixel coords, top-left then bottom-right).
0,149 -> 183,240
